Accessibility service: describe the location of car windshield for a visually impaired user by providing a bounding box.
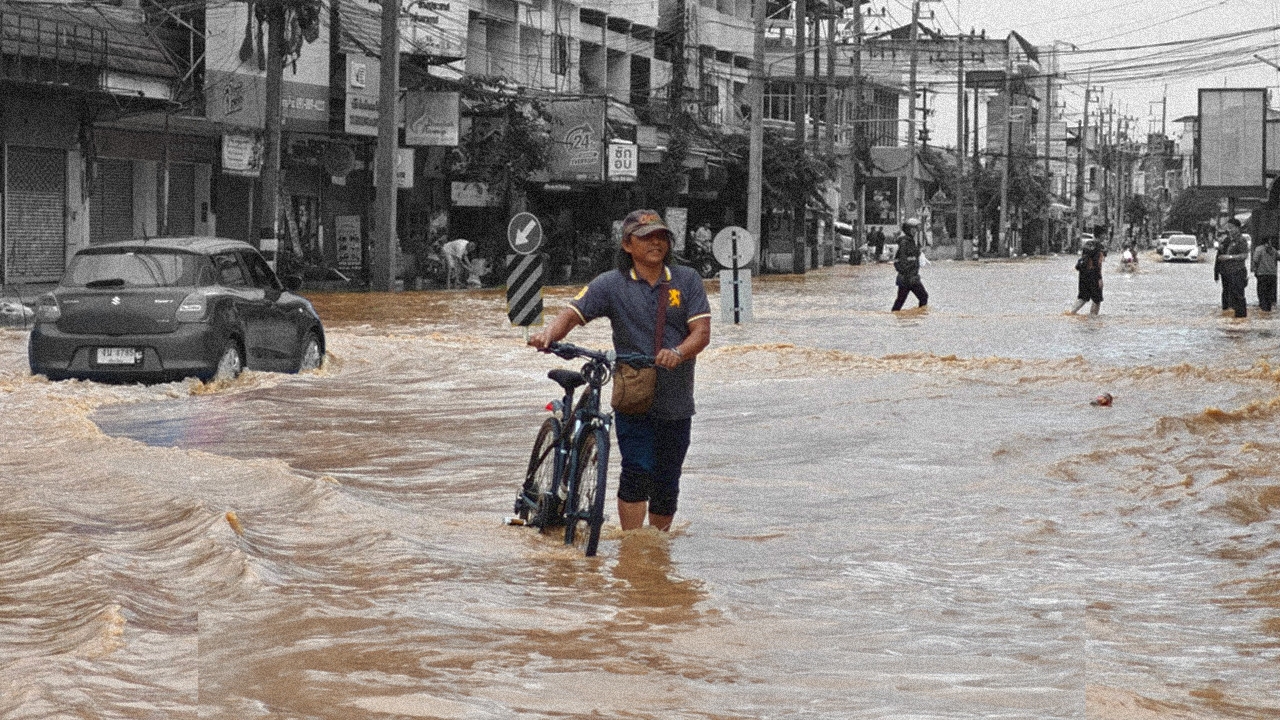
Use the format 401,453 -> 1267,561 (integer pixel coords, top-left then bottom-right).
63,249 -> 203,288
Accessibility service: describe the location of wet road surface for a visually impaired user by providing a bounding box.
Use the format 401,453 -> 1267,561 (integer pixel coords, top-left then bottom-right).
2,252 -> 1278,718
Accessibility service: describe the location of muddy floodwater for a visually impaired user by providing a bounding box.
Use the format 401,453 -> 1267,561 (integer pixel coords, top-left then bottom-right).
2,253 -> 1279,719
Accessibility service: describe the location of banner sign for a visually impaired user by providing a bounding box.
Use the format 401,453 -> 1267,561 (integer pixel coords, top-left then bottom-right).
335,215 -> 363,270
543,99 -> 605,182
221,133 -> 262,177
405,91 -> 460,146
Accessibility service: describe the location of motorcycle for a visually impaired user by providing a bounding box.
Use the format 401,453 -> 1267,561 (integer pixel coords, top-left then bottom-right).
678,244 -> 720,279
1120,248 -> 1138,273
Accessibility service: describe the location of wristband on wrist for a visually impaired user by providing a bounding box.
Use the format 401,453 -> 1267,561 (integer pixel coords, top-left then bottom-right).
671,347 -> 684,361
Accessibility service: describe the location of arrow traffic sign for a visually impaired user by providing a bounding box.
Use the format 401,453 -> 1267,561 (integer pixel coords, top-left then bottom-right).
507,212 -> 543,255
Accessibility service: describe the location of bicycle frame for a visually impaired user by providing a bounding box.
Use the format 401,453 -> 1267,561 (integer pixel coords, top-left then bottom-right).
513,342 -> 651,555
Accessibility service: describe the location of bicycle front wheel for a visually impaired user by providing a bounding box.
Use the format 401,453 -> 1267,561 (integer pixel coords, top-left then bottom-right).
565,427 -> 610,556
518,417 -> 562,530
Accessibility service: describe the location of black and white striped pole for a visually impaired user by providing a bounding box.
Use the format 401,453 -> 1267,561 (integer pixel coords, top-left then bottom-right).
506,212 -> 545,340
713,226 -> 756,324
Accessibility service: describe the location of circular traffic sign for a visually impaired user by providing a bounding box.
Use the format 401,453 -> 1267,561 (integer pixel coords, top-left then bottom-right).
712,226 -> 756,269
507,212 -> 543,255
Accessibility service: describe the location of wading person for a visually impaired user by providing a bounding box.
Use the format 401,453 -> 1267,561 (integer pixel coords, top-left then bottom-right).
529,210 -> 712,532
1071,238 -> 1105,315
1252,237 -> 1277,312
891,218 -> 928,311
1218,218 -> 1250,318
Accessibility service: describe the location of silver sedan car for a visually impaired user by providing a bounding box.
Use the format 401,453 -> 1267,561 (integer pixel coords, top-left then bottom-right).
29,237 -> 325,383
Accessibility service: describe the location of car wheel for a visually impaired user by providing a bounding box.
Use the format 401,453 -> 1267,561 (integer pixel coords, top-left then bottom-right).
297,331 -> 323,372
213,340 -> 243,381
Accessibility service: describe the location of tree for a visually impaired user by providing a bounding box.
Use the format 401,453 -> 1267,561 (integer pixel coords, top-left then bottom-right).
716,128 -> 839,218
449,75 -> 553,214
1166,187 -> 1221,234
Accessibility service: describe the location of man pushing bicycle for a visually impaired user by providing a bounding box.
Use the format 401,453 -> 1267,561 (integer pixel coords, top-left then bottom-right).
529,209 -> 711,532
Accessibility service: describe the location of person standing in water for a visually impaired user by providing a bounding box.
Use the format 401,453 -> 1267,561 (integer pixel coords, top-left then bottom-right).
1071,238 -> 1105,315
1218,218 -> 1250,318
1252,236 -> 1277,312
891,218 -> 928,311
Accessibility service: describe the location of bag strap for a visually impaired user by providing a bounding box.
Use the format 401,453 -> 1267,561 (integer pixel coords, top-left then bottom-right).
654,278 -> 669,357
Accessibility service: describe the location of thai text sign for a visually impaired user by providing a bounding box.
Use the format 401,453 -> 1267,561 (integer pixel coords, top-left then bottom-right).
405,91 -> 460,146
608,142 -> 638,181
345,54 -> 381,137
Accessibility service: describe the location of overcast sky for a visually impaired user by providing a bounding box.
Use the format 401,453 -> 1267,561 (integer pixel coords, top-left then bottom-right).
884,0 -> 1280,143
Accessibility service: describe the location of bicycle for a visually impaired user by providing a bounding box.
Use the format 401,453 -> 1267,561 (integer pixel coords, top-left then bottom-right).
513,342 -> 651,556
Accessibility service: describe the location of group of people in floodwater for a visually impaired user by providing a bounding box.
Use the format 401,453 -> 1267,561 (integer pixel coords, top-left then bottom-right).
875,213 -> 1280,318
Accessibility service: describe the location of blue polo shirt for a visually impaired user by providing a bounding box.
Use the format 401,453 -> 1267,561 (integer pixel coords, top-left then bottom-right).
570,264 -> 711,419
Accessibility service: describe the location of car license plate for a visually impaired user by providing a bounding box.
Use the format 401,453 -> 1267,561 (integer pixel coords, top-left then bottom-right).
96,347 -> 140,365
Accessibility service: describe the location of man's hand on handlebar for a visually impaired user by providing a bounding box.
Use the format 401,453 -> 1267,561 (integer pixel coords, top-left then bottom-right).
654,348 -> 683,370
527,330 -> 553,351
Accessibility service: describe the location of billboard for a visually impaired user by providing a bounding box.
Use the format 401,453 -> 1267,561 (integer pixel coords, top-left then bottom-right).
541,99 -> 606,183
1197,88 -> 1267,193
204,2 -> 330,133
405,91 -> 460,146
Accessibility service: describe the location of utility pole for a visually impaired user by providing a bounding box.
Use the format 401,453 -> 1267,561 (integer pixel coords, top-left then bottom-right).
1075,79 -> 1091,247
904,0 -> 921,220
258,2 -> 286,270
955,31 -> 965,259
792,0 -> 807,273
1042,53 -> 1053,254
824,6 -> 836,266
851,0 -> 865,255
370,0 -> 401,291
824,9 -> 835,154
747,0 -> 765,268
998,47 -> 1011,256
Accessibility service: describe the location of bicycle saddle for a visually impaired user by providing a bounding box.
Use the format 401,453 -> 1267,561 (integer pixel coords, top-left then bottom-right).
548,368 -> 586,390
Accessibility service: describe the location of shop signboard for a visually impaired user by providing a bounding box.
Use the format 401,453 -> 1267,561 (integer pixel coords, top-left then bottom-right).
344,54 -> 381,136
544,99 -> 605,183
221,133 -> 262,177
607,142 -> 638,181
402,0 -> 467,59
335,215 -> 363,270
405,91 -> 460,146
204,2 -> 329,132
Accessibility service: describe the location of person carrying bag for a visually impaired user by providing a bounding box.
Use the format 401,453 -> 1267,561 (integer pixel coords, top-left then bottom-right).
529,209 -> 711,532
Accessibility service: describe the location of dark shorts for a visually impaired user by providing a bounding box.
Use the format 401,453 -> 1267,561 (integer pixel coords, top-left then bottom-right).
613,413 -> 692,517
1078,278 -> 1103,303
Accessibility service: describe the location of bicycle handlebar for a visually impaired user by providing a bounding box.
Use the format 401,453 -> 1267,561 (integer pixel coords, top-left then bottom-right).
545,342 -> 654,368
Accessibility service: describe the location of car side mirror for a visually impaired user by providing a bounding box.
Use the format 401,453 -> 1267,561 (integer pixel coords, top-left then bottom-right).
282,274 -> 304,292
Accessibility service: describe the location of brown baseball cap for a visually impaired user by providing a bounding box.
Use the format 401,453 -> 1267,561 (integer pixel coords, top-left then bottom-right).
620,209 -> 672,240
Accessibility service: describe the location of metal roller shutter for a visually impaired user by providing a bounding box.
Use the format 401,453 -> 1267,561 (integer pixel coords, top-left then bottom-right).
89,158 -> 135,245
4,146 -> 67,283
